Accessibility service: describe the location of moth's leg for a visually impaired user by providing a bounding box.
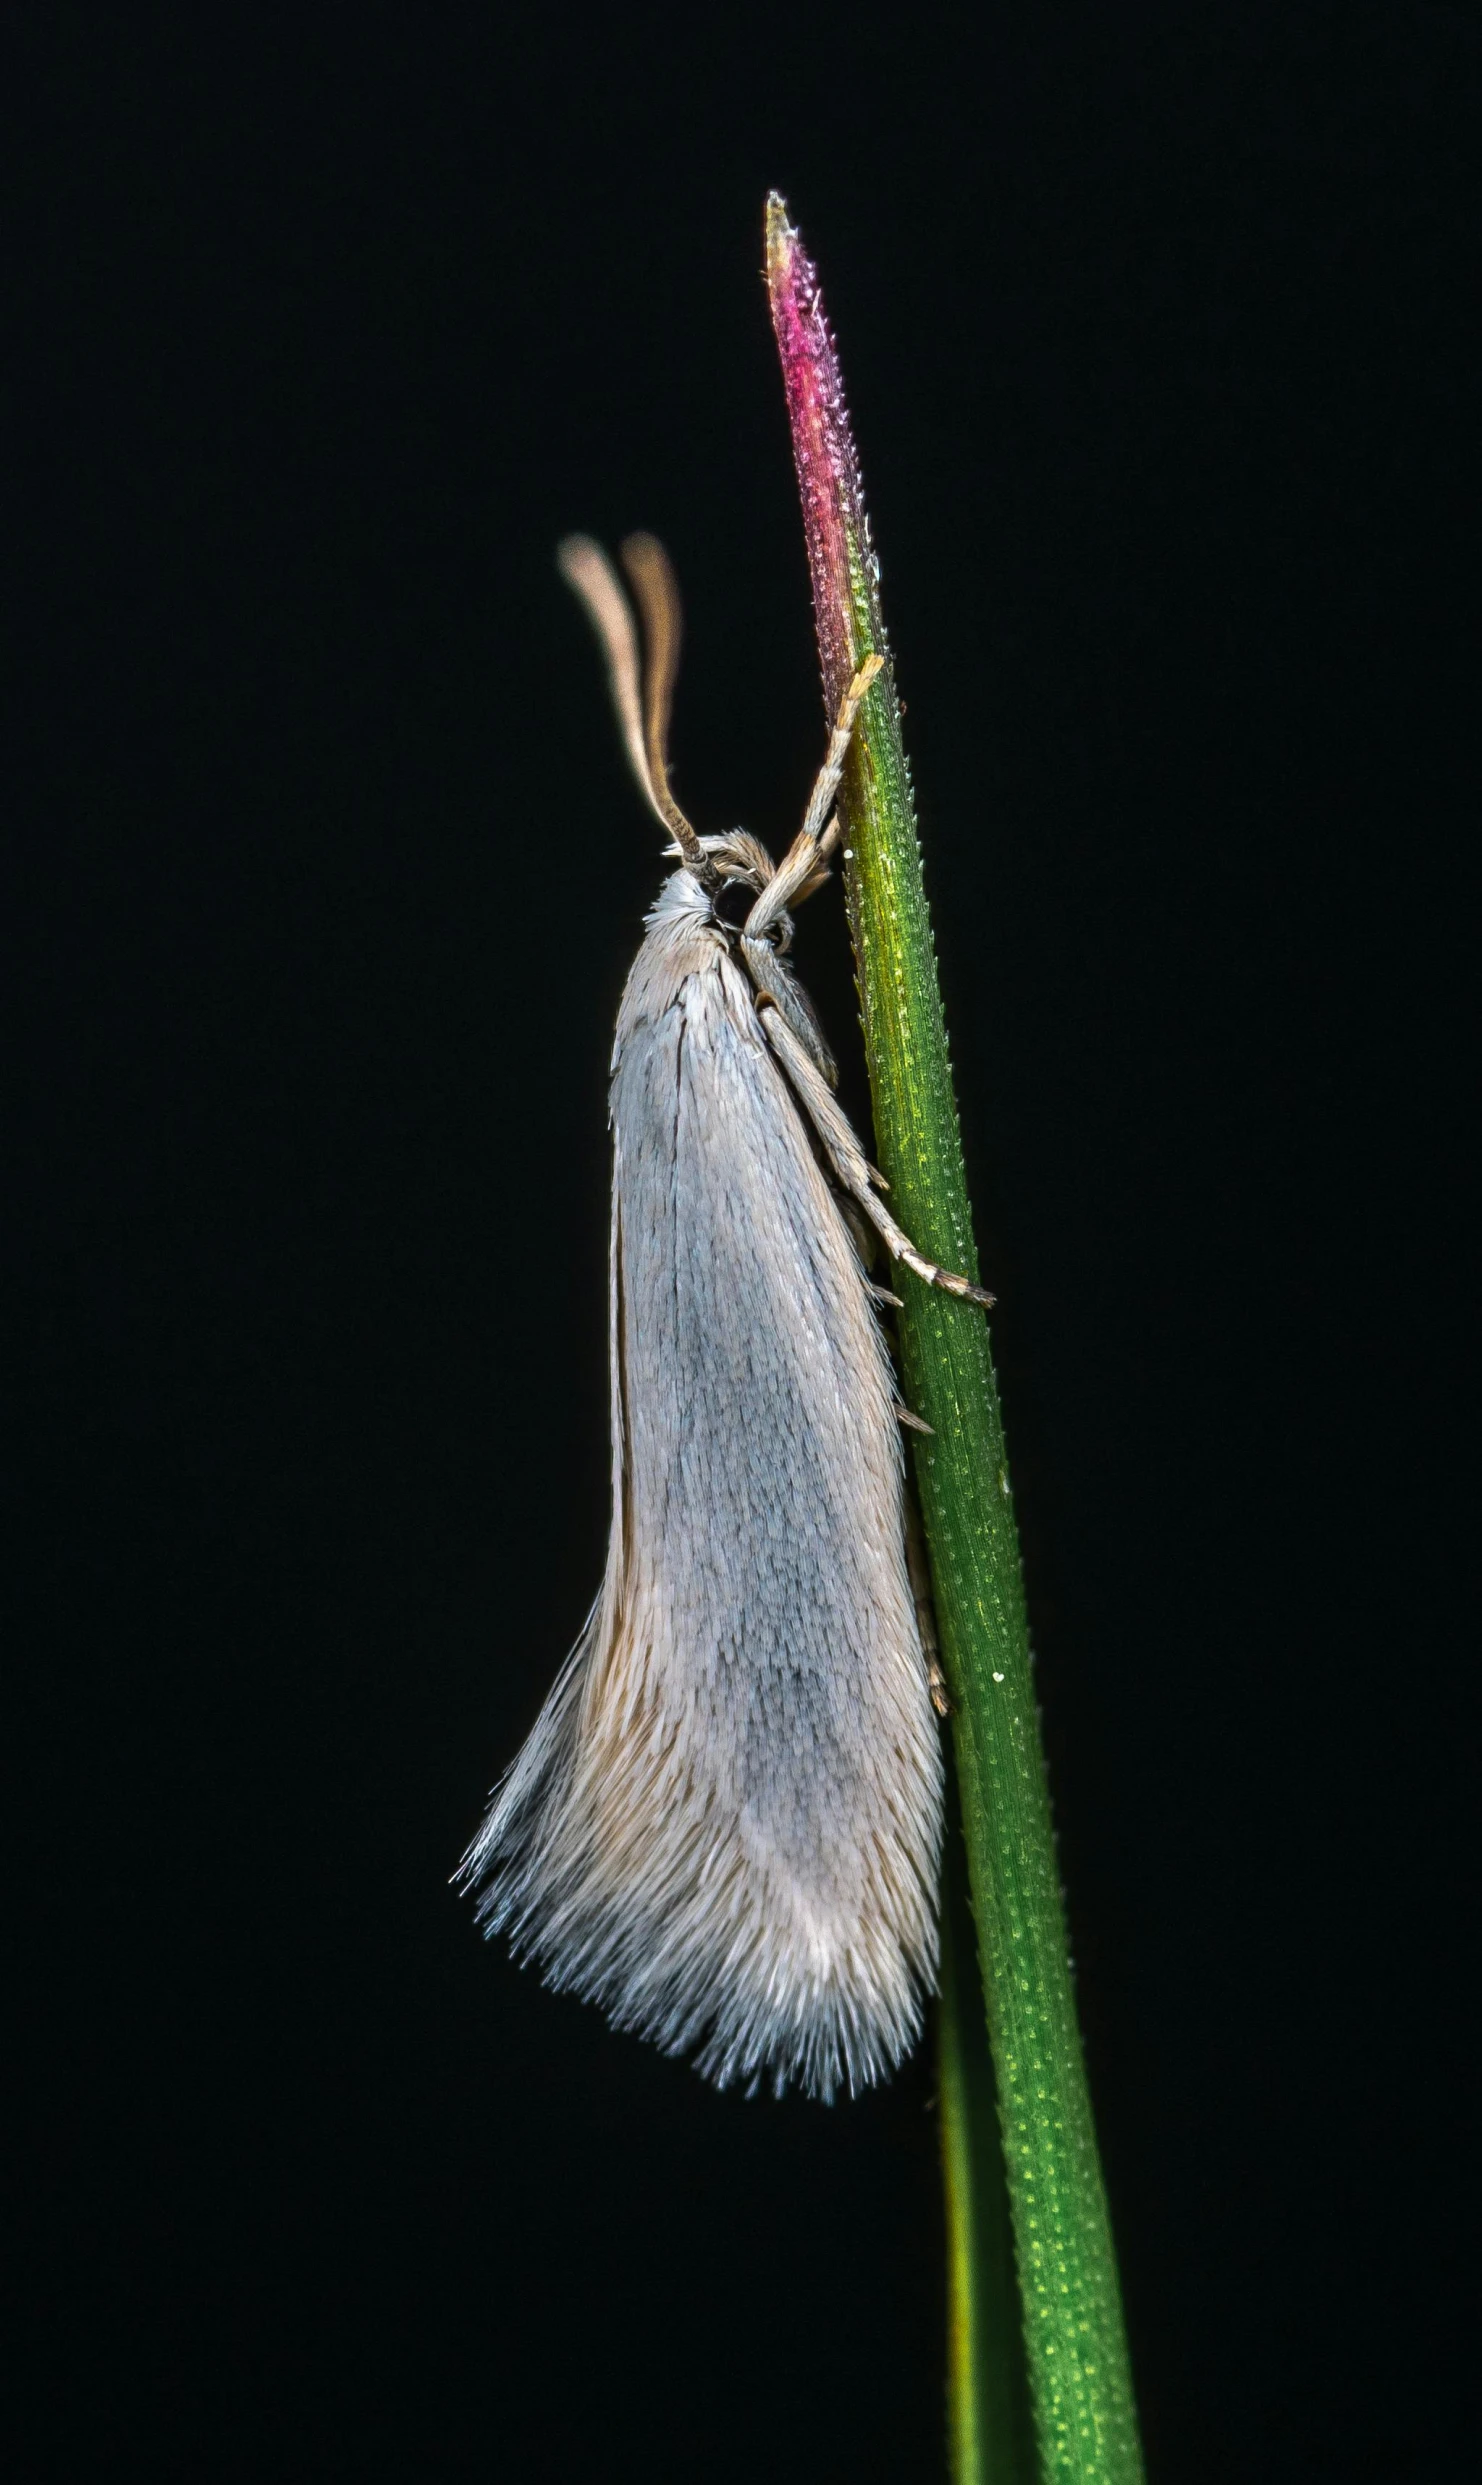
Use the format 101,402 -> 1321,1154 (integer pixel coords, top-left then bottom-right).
758,1000 -> 996,1310
895,1402 -> 935,1436
801,654 -> 883,849
904,1485 -> 953,1717
833,1193 -> 902,1307
742,815 -> 840,947
836,1152 -> 934,1429
836,1192 -> 876,1276
744,653 -> 884,942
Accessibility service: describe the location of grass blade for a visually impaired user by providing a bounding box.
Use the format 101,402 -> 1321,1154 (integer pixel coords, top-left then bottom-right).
940,1792 -> 1035,2483
765,194 -> 1144,2485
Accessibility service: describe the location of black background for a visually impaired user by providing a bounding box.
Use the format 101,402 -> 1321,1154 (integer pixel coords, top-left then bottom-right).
10,6 -> 1476,2479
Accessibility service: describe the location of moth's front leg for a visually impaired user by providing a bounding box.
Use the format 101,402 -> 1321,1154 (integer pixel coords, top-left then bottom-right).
758,1001 -> 995,1311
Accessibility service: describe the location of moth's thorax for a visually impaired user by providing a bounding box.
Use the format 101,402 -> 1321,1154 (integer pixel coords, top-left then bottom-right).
615,863 -> 835,1087
645,864 -> 721,937
613,870 -> 734,1052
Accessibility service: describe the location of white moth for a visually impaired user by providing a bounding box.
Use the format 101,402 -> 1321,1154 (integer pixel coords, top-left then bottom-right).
462,535 -> 992,2101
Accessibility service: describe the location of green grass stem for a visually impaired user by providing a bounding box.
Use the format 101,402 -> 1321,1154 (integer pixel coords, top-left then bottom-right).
765,194 -> 1145,2485
940,1793 -> 1036,2483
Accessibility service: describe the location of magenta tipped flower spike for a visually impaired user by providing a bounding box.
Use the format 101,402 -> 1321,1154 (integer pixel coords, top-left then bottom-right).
764,194 -> 877,715
764,194 -> 1145,2485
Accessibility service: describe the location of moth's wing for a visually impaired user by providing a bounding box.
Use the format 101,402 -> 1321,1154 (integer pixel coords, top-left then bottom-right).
465,946 -> 942,2103
455,1125 -> 628,1921
590,957 -> 942,2096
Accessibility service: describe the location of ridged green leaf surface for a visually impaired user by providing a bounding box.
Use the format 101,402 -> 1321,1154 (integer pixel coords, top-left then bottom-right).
766,195 -> 1144,2485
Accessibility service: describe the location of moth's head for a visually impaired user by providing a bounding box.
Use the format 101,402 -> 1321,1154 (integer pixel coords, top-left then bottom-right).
704,838 -> 837,1086
557,532 -> 840,1085
706,837 -> 791,953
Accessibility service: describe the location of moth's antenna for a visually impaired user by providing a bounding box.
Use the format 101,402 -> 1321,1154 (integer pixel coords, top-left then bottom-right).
556,534 -> 707,876
557,537 -> 663,826
618,533 -> 709,875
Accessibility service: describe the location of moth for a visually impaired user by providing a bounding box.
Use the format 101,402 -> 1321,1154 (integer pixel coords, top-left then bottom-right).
462,535 -> 992,2100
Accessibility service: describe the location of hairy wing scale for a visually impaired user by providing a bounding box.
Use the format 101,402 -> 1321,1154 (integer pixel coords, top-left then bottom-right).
465,936 -> 942,2099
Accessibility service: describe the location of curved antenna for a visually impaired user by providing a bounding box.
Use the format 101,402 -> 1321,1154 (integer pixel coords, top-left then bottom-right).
556,537 -> 663,827
618,534 -> 707,872
555,534 -> 706,872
